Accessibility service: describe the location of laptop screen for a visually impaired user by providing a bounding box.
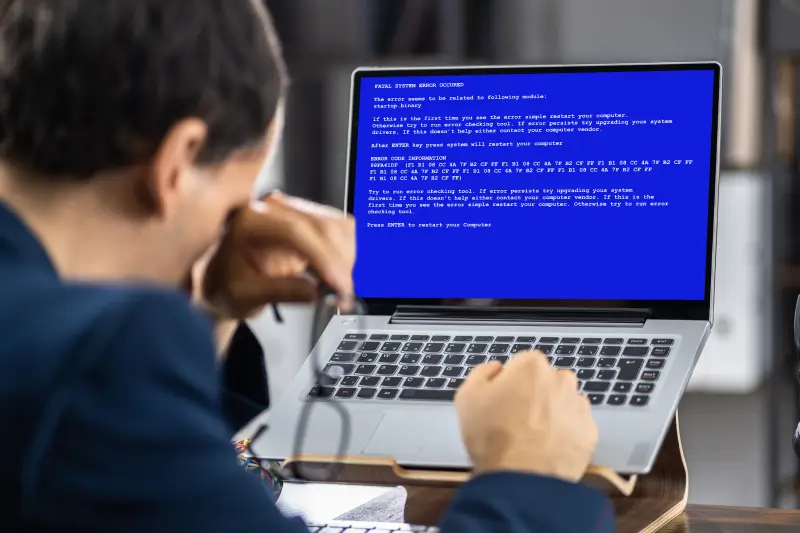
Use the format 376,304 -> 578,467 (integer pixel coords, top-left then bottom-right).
349,65 -> 718,302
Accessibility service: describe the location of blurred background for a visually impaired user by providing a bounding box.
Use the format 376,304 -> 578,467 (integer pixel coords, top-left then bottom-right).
247,0 -> 800,509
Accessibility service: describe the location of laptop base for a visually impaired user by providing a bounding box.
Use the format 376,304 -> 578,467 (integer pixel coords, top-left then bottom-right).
282,413 -> 687,533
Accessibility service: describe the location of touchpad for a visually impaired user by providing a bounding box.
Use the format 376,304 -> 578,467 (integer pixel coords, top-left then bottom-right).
362,411 -> 465,463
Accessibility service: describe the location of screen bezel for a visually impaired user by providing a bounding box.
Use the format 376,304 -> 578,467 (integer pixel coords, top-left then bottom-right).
345,62 -> 721,321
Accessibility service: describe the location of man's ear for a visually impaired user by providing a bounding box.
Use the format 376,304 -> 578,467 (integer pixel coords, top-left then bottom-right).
140,118 -> 209,218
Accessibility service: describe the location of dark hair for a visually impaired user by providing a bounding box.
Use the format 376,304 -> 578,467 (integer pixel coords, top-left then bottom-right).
0,0 -> 288,179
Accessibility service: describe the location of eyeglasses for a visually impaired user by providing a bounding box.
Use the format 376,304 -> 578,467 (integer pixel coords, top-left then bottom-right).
247,293 -> 367,483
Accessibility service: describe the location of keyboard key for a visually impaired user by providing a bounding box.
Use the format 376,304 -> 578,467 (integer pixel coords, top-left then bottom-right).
308,386 -> 335,398
420,366 -> 441,377
355,365 -> 377,375
398,365 -> 420,376
447,378 -> 465,389
646,359 -> 665,369
390,334 -> 409,341
627,338 -> 648,345
411,334 -> 430,341
576,357 -> 596,368
404,377 -> 424,388
622,346 -> 649,357
335,388 -> 357,399
422,354 -> 443,365
377,388 -> 399,399
381,342 -> 402,352
495,336 -> 515,342
360,376 -> 380,387
608,394 -> 627,406
400,354 -> 421,364
341,376 -> 359,386
377,365 -> 398,376
535,344 -> 554,354
651,338 -> 674,345
426,378 -> 447,388
357,388 -> 377,399
466,355 -> 487,365
331,352 -> 356,363
630,395 -> 650,407
317,374 -> 339,386
577,369 -> 596,379
382,377 -> 402,387
636,383 -> 655,394
379,353 -> 399,363
604,338 -> 624,345
324,364 -> 354,376
424,343 -> 445,353
510,343 -> 533,354
467,343 -> 488,354
488,355 -> 509,364
431,335 -> 450,342
443,366 -> 463,377
344,333 -> 367,340
463,367 -> 476,376
400,389 -> 456,401
370,334 -> 389,340
641,371 -> 660,381
357,353 -> 378,363
338,341 -> 358,351
584,381 -> 610,392
582,338 -> 602,344
651,347 -> 671,357
444,354 -> 464,365
445,343 -> 466,353
517,336 -> 537,343
588,394 -> 605,405
555,345 -> 576,355
561,337 -> 581,344
577,345 -> 598,356
613,382 -> 632,393
617,359 -> 644,381
475,336 -> 494,342
359,341 -> 381,351
540,337 -> 559,343
402,342 -> 424,352
597,358 -> 616,368
600,346 -> 621,356
489,344 -> 510,354
598,370 -> 617,380
554,357 -> 576,368
454,335 -> 473,342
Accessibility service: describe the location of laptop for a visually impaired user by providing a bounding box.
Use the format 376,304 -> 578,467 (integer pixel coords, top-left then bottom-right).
254,61 -> 722,475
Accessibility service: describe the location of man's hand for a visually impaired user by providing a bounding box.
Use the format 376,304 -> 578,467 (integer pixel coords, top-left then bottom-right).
196,192 -> 355,321
455,351 -> 598,483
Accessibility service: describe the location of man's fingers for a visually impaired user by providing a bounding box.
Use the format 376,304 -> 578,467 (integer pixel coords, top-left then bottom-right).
236,204 -> 352,296
455,360 -> 502,404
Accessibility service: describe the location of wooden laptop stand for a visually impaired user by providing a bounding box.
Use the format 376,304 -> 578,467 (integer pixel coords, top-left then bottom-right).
281,412 -> 688,533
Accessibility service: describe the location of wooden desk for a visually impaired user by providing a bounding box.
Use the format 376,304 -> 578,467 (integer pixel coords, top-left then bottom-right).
659,505 -> 800,532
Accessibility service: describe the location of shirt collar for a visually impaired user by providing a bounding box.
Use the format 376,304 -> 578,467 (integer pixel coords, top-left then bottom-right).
0,201 -> 58,276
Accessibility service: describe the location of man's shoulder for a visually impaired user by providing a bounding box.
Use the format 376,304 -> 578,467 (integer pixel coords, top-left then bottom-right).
0,277 -> 213,367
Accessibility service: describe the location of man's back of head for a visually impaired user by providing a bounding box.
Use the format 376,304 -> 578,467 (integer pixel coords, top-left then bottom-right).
0,0 -> 288,284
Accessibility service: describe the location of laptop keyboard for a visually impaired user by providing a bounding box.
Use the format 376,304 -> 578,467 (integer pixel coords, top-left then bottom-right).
308,334 -> 674,408
307,521 -> 436,532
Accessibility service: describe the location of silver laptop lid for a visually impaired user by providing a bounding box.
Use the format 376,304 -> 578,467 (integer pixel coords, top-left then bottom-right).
344,63 -> 722,323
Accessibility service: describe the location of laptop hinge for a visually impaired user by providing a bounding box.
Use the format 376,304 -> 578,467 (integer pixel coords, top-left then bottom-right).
389,306 -> 650,328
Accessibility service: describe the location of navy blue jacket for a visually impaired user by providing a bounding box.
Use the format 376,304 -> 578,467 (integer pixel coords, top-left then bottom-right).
0,202 -> 615,532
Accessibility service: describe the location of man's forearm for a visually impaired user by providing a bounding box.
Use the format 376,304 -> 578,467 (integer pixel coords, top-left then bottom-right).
214,318 -> 239,357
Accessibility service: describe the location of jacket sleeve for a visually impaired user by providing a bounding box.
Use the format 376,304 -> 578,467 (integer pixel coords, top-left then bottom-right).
439,472 -> 617,533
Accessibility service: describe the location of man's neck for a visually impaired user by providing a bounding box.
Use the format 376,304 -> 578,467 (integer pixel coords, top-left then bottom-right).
0,171 -> 168,283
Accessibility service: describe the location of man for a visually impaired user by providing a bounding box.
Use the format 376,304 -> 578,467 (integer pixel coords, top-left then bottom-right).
0,1 -> 615,532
